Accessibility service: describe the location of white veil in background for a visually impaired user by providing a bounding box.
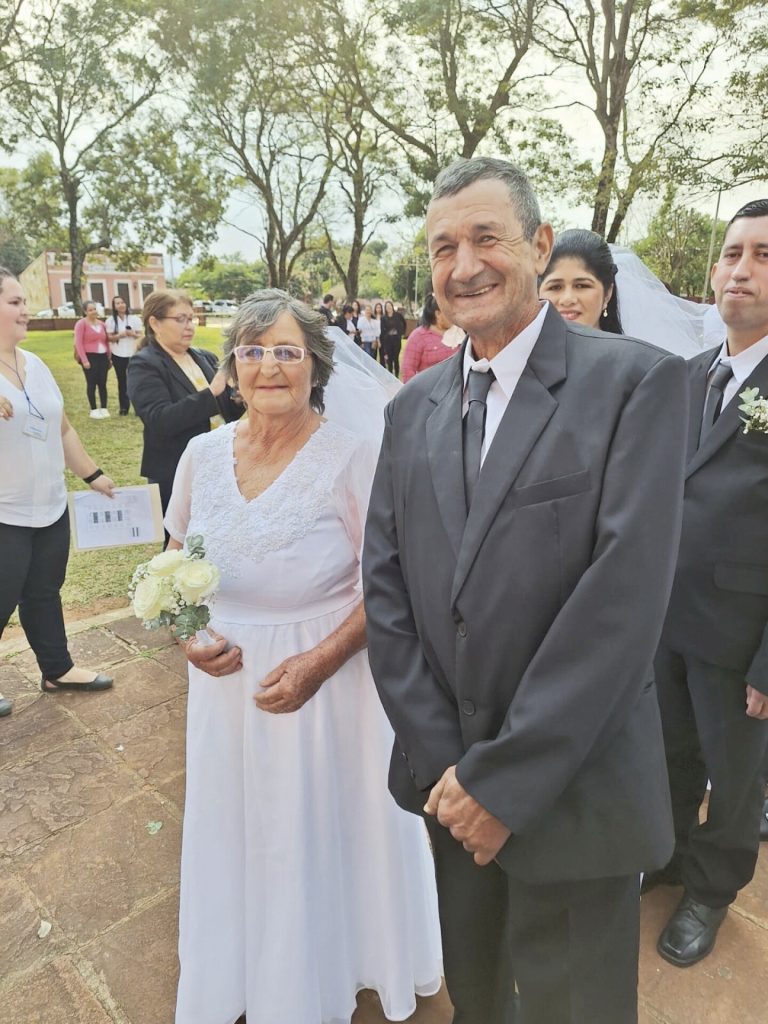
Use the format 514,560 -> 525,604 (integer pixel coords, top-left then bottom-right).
610,246 -> 709,358
322,326 -> 400,443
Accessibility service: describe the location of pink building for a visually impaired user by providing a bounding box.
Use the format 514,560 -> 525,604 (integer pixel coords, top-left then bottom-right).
21,250 -> 166,314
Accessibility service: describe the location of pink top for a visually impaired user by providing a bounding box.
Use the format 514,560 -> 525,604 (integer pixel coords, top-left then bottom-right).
401,326 -> 458,383
74,318 -> 109,363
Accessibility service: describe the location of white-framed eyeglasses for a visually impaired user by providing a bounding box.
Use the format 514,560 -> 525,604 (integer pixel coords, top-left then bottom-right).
234,345 -> 306,364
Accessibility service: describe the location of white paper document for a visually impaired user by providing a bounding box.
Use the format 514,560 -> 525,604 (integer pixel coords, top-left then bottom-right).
68,484 -> 164,551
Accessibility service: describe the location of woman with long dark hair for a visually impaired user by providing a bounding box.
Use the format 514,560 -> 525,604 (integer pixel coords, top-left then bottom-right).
539,229 -> 623,332
106,296 -> 142,415
380,300 -> 406,377
74,300 -> 112,417
400,294 -> 455,383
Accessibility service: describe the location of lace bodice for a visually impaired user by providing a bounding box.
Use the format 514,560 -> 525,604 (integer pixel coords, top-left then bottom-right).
165,422 -> 378,619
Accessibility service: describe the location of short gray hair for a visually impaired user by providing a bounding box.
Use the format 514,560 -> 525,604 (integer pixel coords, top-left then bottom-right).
431,157 -> 542,240
222,289 -> 335,414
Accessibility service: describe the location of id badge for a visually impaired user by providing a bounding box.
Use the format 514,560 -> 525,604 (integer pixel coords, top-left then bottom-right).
22,415 -> 48,441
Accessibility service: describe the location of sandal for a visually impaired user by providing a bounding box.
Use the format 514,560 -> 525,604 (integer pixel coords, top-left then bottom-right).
41,673 -> 113,693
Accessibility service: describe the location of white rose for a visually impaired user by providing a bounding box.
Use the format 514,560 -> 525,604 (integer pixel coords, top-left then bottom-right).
173,559 -> 220,605
147,549 -> 186,576
132,575 -> 168,621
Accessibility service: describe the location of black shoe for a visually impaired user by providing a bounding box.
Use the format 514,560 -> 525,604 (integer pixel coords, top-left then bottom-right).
761,798 -> 768,842
657,892 -> 728,967
641,863 -> 683,895
0,695 -> 12,717
119,408 -> 129,415
41,672 -> 113,693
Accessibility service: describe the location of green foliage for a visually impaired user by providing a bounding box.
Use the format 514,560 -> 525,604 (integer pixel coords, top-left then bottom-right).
177,256 -> 268,302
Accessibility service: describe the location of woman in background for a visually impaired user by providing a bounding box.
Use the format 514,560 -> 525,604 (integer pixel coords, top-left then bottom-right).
400,293 -> 455,383
379,300 -> 406,377
358,303 -> 380,358
106,296 -> 142,415
74,300 -> 111,417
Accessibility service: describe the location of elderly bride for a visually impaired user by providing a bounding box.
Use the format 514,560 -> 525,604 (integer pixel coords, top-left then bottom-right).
165,290 -> 442,1024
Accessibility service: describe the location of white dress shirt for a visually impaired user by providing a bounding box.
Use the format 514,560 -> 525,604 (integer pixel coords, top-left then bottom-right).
709,333 -> 768,409
462,302 -> 549,464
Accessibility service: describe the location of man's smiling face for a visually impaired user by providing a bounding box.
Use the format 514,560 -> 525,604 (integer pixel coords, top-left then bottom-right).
426,177 -> 552,347
712,215 -> 768,341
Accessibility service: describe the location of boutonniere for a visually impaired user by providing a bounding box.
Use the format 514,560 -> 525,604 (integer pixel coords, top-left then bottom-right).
738,387 -> 768,435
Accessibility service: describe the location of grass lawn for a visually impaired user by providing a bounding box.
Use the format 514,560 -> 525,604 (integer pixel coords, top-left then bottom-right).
17,326 -> 227,618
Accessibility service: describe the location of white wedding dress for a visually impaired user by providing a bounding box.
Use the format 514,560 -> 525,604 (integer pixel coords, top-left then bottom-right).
165,421 -> 442,1024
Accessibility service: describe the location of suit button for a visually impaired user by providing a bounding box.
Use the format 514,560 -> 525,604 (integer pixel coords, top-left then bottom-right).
461,699 -> 476,716
456,620 -> 467,638
409,768 -> 417,780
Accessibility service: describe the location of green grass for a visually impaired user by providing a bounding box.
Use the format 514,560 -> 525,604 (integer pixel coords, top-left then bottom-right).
19,326 -> 227,614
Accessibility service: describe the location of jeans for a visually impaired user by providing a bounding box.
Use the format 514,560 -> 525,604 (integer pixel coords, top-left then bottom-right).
112,354 -> 131,413
0,511 -> 74,680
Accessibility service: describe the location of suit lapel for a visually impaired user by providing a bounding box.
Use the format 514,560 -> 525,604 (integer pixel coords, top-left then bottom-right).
425,352 -> 467,559
451,308 -> 566,606
686,348 -> 768,479
685,350 -> 713,464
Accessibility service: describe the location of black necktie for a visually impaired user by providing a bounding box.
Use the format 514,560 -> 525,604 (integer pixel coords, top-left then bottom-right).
463,368 -> 495,509
699,362 -> 734,446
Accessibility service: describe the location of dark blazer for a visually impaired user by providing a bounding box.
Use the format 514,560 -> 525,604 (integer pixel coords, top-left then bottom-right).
363,306 -> 688,884
661,347 -> 768,691
127,342 -> 242,482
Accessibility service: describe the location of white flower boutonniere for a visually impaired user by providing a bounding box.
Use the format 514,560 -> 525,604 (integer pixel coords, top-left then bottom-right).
738,387 -> 768,435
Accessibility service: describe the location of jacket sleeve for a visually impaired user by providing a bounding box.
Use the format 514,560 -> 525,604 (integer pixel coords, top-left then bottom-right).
74,320 -> 88,364
746,635 -> 768,697
455,353 -> 689,835
363,402 -> 466,790
127,351 -> 222,438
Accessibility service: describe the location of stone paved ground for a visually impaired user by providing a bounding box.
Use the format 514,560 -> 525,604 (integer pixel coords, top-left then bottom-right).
1,611 -> 766,1024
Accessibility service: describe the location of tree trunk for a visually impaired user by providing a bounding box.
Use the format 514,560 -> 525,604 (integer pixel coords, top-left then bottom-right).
63,173 -> 85,316
591,131 -> 618,237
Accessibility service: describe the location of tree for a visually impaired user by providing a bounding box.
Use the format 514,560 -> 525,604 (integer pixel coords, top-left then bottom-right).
177,255 -> 268,303
633,188 -> 726,297
0,0 -> 226,313
538,1 -> 722,240
0,151 -> 69,258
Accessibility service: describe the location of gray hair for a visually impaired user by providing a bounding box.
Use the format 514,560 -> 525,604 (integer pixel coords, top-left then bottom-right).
431,157 -> 542,241
222,289 -> 335,414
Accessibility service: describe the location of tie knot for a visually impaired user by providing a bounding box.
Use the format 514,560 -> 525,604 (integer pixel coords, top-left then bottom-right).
467,368 -> 495,404
709,361 -> 733,391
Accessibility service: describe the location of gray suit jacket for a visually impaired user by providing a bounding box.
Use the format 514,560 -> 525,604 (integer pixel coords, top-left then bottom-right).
661,347 -> 768,692
363,306 -> 688,883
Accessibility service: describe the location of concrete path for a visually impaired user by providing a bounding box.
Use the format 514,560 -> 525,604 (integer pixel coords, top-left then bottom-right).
1,613 -> 766,1022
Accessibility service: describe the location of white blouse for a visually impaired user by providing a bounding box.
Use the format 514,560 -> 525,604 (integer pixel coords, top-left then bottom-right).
106,313 -> 142,358
0,350 -> 67,527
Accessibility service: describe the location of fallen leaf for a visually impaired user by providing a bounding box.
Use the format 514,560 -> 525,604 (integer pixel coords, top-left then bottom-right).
145,821 -> 163,835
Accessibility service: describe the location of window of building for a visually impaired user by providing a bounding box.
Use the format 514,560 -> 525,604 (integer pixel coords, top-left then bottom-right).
141,282 -> 155,301
115,282 -> 131,305
90,282 -> 106,306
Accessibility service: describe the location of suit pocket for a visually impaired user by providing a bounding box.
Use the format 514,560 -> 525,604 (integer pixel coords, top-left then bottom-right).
714,562 -> 768,596
512,468 -> 591,508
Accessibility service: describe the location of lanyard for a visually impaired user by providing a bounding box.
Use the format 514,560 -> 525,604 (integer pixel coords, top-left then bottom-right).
0,350 -> 45,420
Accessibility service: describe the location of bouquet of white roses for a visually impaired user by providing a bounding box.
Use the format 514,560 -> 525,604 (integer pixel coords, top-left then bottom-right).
129,535 -> 220,641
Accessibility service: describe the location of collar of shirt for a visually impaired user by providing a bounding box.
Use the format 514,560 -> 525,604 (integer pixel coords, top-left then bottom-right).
462,301 -> 549,410
710,333 -> 768,408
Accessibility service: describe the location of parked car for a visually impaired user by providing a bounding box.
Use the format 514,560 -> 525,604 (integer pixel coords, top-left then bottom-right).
193,299 -> 214,313
211,299 -> 238,313
33,308 -> 56,319
57,300 -> 105,317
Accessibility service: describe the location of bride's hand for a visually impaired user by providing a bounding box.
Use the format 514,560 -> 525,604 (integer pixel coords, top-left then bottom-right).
255,650 -> 327,714
183,629 -> 242,677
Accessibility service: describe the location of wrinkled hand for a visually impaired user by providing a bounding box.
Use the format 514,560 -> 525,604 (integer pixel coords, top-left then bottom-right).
424,765 -> 512,866
183,628 -> 242,677
746,685 -> 768,719
90,474 -> 116,498
255,650 -> 327,714
0,396 -> 13,420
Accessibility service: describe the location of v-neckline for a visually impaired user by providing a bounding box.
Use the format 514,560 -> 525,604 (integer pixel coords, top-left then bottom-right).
0,349 -> 28,392
228,420 -> 327,505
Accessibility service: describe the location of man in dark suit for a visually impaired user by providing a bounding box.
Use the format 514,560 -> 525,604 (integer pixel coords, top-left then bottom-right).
362,157 -> 688,1024
650,199 -> 768,967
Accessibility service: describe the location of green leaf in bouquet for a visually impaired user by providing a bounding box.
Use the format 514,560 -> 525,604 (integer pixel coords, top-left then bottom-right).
186,535 -> 206,560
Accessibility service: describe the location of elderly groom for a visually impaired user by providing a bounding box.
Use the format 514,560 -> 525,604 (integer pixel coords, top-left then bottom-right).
363,157 -> 688,1024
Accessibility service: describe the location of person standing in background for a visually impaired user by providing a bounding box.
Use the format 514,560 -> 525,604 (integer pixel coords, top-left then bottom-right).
380,300 -> 406,377
74,300 -> 111,418
317,293 -> 335,326
106,296 -> 142,415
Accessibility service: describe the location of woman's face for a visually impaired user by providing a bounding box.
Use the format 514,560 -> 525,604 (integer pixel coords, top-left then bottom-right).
385,301 -> 395,317
364,305 -> 373,318
352,301 -> 360,314
150,302 -> 196,354
236,310 -> 314,420
539,256 -> 611,329
374,303 -> 383,317
0,277 -> 28,348
114,297 -> 127,316
85,302 -> 99,320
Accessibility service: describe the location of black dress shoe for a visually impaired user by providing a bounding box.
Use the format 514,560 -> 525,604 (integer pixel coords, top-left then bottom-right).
657,892 -> 728,967
41,673 -> 113,693
760,798 -> 768,842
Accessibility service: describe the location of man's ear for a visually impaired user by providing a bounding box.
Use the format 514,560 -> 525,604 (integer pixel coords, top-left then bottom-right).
532,223 -> 555,275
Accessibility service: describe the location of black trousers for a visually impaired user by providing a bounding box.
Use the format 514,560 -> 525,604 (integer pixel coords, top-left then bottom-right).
111,354 -> 131,413
381,338 -> 401,377
426,815 -> 640,1024
0,512 -> 74,680
82,352 -> 110,409
654,644 -> 768,907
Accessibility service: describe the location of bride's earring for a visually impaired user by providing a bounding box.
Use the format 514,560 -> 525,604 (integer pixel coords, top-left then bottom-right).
602,308 -> 608,319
